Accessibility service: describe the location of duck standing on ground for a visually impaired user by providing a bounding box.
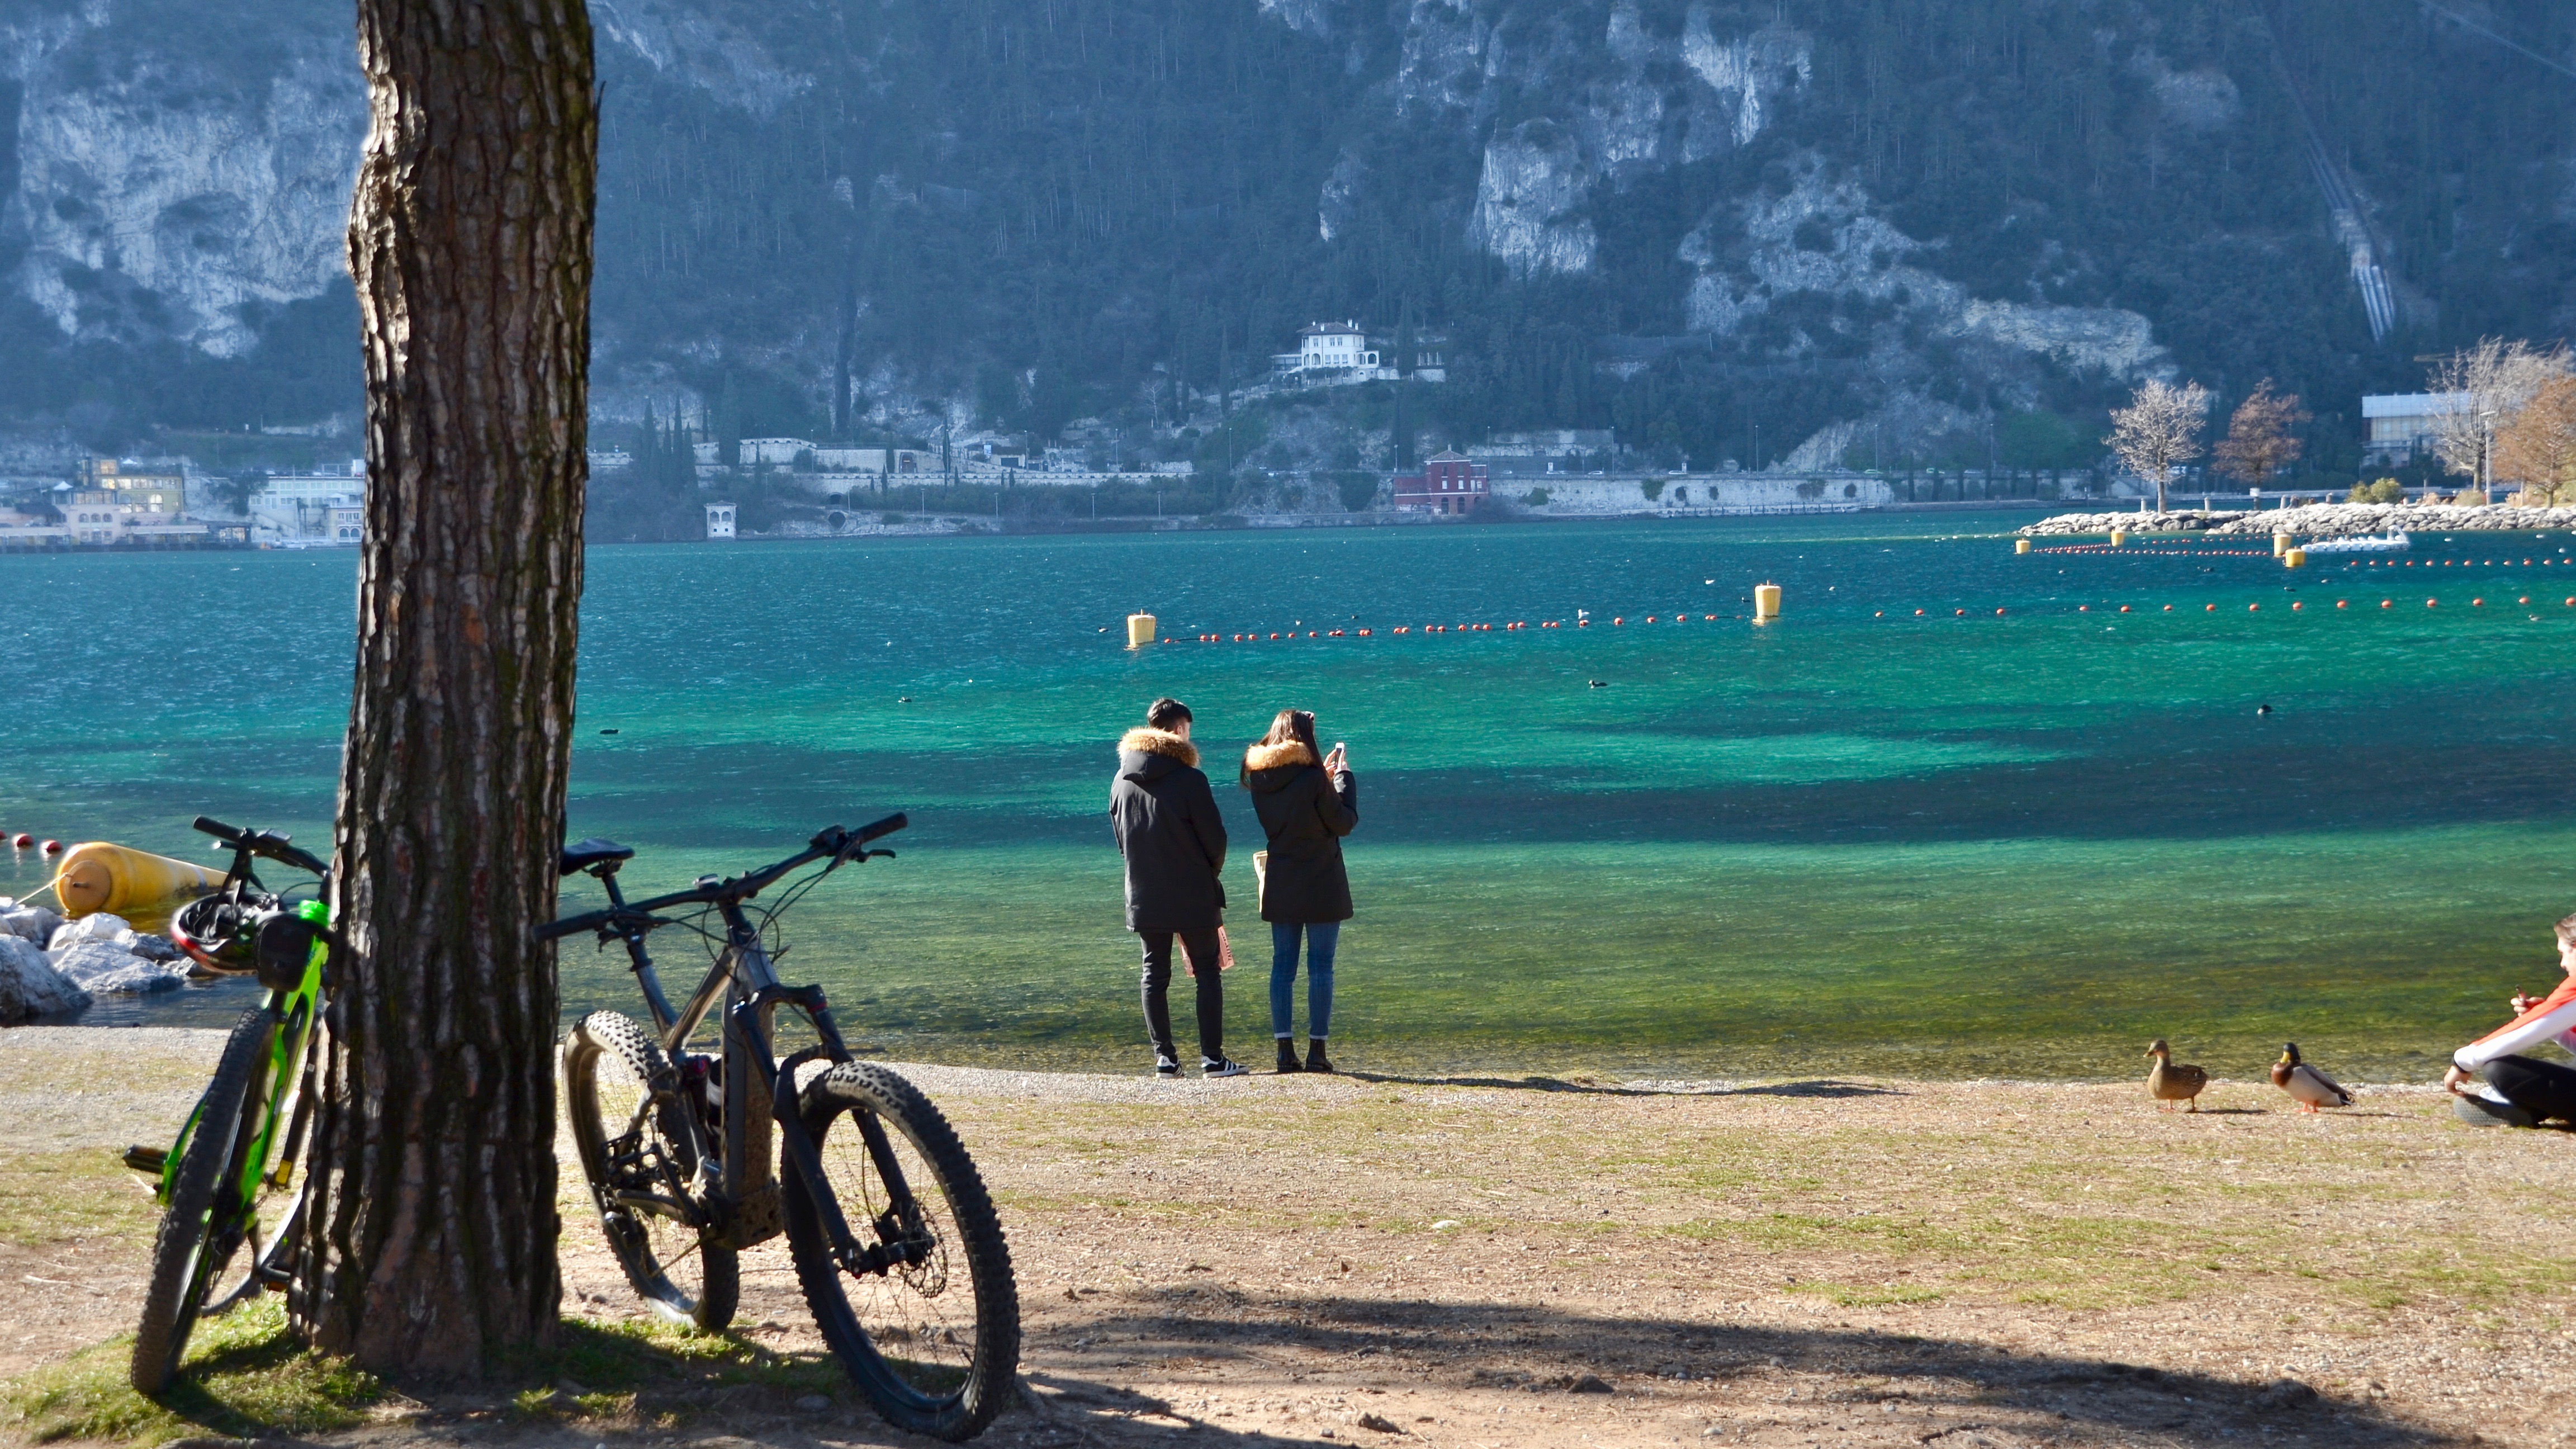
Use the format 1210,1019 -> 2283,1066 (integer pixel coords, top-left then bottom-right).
2271,1043 -> 2354,1113
2146,1039 -> 2209,1111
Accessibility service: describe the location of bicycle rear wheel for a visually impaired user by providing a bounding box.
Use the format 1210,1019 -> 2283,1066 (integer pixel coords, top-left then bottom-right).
784,1062 -> 1019,1442
130,1005 -> 269,1393
564,1010 -> 738,1330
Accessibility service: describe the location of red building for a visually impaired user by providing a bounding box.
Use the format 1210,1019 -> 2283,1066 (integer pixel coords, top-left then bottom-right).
1391,450 -> 1489,514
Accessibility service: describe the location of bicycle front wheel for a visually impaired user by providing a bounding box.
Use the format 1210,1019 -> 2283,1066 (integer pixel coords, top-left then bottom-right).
785,1063 -> 1019,1442
564,1010 -> 738,1330
131,1005 -> 269,1393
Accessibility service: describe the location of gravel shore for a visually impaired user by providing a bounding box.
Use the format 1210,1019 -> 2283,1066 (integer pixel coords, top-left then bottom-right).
6,1026 -> 2569,1449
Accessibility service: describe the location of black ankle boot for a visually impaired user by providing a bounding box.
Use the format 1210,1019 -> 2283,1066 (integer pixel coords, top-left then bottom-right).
1305,1039 -> 1335,1074
1275,1039 -> 1303,1073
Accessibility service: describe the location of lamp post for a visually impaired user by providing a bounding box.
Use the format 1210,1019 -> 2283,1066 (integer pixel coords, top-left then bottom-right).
2479,408 -> 2497,498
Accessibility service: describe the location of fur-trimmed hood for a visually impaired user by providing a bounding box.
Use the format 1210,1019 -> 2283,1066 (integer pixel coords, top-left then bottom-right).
1242,738 -> 1322,793
1242,739 -> 1317,773
1118,727 -> 1200,775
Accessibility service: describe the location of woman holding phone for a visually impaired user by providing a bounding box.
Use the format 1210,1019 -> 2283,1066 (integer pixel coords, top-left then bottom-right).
1240,709 -> 1358,1073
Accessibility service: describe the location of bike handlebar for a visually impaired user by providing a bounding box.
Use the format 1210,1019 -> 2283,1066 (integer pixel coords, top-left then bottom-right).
193,815 -> 329,878
537,812 -> 907,943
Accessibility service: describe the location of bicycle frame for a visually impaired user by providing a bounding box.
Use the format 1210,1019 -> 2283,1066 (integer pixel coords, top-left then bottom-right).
144,838 -> 332,1310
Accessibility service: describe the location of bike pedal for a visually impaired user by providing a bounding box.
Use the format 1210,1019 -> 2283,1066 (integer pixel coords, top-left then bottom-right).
121,1144 -> 167,1176
255,1263 -> 293,1290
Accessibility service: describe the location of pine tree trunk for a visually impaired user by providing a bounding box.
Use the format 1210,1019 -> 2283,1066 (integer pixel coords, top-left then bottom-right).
294,0 -> 596,1375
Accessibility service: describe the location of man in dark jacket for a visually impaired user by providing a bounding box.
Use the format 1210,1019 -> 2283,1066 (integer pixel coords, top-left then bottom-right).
1110,698 -> 1246,1077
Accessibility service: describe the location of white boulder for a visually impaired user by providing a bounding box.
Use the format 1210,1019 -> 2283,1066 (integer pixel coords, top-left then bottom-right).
49,937 -> 188,995
0,935 -> 91,1020
50,912 -> 133,947
0,901 -> 64,946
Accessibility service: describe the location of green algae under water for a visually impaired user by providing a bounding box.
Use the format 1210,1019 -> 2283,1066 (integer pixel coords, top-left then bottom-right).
5,511 -> 2574,1083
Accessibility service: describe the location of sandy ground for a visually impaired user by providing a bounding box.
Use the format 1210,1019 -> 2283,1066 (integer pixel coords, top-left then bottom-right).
3,1026 -> 2572,1449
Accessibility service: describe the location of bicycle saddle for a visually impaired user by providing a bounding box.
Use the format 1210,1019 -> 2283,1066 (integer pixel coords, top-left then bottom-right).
560,838 -> 634,876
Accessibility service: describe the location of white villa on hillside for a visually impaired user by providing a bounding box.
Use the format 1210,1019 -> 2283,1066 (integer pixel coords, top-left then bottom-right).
1296,321 -> 1376,373
1270,322 -> 1447,384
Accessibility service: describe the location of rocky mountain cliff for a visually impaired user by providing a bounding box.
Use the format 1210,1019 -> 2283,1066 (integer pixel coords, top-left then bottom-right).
5,0 -> 2573,475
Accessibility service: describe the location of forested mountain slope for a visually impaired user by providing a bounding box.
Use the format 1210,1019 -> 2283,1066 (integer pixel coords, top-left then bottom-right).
3,0 -> 2572,473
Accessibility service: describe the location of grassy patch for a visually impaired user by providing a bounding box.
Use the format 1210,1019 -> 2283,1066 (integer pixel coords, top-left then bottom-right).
1,1301 -> 382,1445
502,1314 -> 847,1409
0,1151 -> 156,1248
1786,1279 -> 1945,1308
0,1308 -> 858,1446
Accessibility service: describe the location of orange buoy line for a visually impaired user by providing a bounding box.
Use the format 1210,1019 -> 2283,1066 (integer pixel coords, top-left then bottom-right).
1158,585 -> 2575,646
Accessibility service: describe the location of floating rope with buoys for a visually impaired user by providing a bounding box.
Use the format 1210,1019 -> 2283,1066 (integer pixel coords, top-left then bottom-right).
1142,585 -> 2576,645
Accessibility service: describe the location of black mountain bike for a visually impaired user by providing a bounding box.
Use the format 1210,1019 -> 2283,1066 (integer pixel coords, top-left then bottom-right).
543,815 -> 1019,1442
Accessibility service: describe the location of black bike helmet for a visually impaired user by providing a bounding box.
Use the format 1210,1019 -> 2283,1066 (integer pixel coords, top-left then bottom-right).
170,895 -> 253,973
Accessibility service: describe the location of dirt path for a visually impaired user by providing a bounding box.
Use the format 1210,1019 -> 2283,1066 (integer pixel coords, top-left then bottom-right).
4,1027 -> 2570,1448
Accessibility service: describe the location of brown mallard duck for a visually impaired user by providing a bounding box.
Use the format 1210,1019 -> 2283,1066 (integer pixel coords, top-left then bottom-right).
2146,1039 -> 2209,1112
2271,1043 -> 2352,1114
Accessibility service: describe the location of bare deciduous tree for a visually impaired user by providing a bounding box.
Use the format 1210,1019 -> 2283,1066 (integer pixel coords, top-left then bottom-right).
2105,378 -> 2211,512
2212,379 -> 2310,491
2426,338 -> 2574,485
2496,376 -> 2576,506
293,0 -> 597,1375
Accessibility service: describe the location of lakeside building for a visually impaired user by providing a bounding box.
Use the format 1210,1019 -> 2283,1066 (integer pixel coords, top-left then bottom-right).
705,503 -> 736,539
695,440 -> 940,481
2362,392 -> 2469,465
246,465 -> 366,544
1390,451 -> 1490,514
11,486 -> 209,547
78,457 -> 191,514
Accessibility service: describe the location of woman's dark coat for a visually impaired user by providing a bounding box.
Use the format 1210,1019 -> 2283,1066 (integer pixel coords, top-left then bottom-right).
1241,740 -> 1357,923
1109,728 -> 1228,931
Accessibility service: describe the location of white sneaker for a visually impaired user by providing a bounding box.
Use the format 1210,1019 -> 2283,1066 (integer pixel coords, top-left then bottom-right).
1201,1057 -> 1249,1078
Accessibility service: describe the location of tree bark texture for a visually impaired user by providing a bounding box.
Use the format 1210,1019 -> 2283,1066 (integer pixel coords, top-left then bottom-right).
295,0 -> 596,1375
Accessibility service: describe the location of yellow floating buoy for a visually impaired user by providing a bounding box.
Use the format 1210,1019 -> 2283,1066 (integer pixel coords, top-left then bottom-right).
2274,533 -> 2293,556
1125,612 -> 1157,648
52,842 -> 227,929
1753,583 -> 1782,621
2015,538 -> 2032,555
2284,548 -> 2307,569
2109,530 -> 2127,547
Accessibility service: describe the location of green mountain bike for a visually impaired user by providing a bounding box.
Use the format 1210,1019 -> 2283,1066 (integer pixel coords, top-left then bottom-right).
122,817 -> 335,1394
545,815 -> 1020,1442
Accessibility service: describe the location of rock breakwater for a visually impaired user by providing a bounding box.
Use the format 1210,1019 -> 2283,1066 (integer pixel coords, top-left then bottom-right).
2021,503 -> 2576,538
0,899 -> 194,1022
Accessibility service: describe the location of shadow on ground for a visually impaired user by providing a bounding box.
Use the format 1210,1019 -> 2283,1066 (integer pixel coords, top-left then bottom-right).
1052,1294 -> 2448,1448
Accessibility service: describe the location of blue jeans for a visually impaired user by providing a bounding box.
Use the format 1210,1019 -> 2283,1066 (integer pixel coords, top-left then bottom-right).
1269,921 -> 1339,1040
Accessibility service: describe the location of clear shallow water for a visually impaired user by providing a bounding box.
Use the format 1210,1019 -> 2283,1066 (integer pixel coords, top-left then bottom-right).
4,514 -> 2573,1082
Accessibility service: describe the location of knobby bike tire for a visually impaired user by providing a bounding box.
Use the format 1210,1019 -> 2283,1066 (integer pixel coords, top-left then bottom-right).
202,1000 -> 318,1315
130,1005 -> 271,1394
564,1010 -> 738,1330
784,1062 -> 1019,1442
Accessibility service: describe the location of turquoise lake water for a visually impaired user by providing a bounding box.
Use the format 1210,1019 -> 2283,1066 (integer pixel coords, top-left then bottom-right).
5,512 -> 2574,1082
